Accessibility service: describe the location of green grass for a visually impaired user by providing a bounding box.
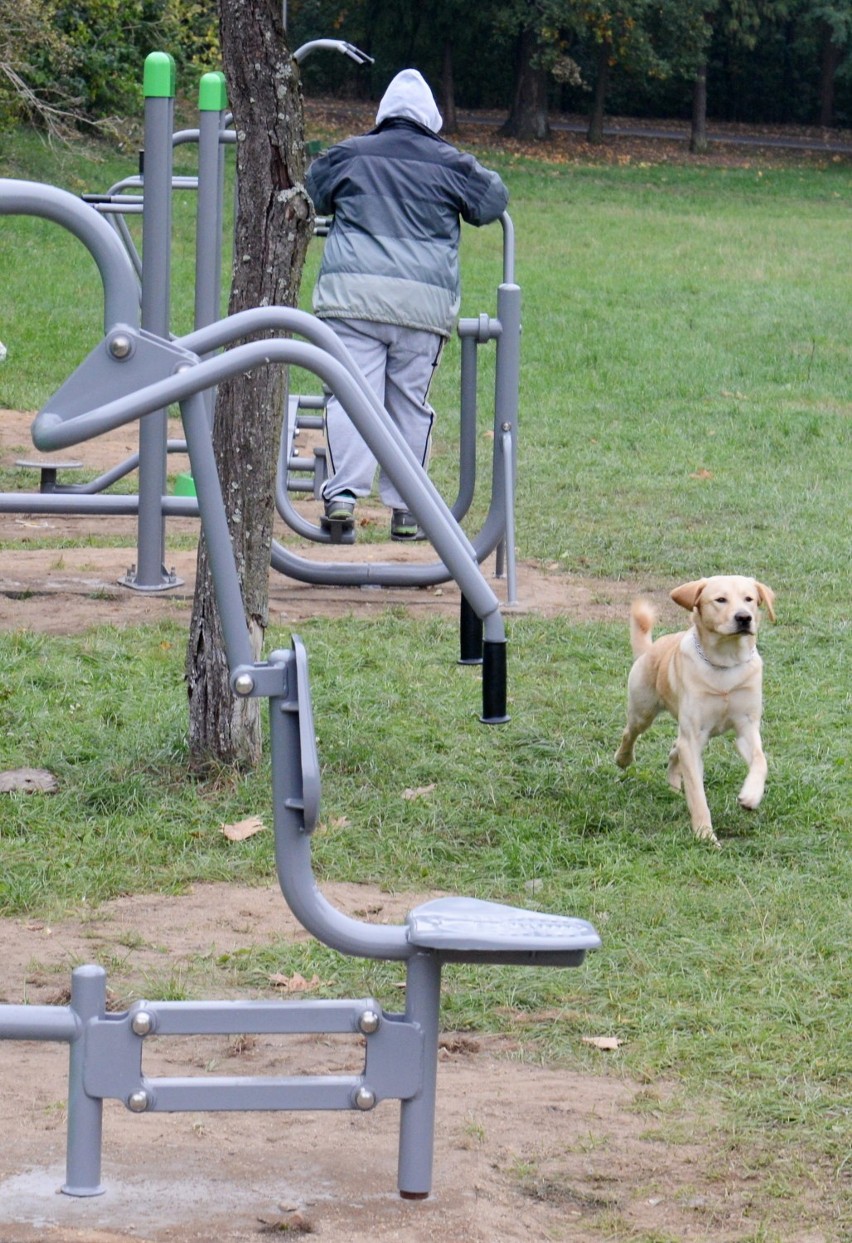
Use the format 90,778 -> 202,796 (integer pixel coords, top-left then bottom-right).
0,127 -> 850,1236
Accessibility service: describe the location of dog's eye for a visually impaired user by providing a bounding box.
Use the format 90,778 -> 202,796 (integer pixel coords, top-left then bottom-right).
715,597 -> 727,604
744,596 -> 754,603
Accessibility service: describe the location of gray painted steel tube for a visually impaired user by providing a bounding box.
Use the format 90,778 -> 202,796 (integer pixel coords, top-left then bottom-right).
183,307 -> 511,590
0,1006 -> 79,1042
179,309 -> 478,561
270,678 -> 411,960
0,493 -> 198,516
398,952 -> 442,1197
34,336 -> 504,636
180,390 -> 255,671
62,965 -> 107,1197
134,90 -> 174,588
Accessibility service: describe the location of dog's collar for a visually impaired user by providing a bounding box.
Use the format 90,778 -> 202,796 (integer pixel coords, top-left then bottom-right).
691,630 -> 757,670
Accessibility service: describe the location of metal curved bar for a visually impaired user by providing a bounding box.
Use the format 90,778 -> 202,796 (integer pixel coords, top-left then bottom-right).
274,423 -> 354,545
179,309 -> 502,585
293,39 -> 374,65
268,643 -> 410,961
47,440 -> 187,495
34,333 -> 505,638
500,211 -> 515,284
179,309 -> 478,558
0,179 -> 139,330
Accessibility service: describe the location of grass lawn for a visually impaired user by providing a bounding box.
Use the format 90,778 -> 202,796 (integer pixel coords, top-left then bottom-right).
0,120 -> 850,1240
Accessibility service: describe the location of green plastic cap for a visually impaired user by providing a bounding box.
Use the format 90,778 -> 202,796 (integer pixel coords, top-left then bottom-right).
143,52 -> 176,99
199,71 -> 228,112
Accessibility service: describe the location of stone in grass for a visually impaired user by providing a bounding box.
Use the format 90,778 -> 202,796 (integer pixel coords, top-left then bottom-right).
0,768 -> 59,794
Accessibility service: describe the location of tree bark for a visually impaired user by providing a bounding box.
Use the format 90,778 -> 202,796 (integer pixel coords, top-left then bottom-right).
441,36 -> 457,134
186,0 -> 313,771
499,27 -> 550,141
818,21 -> 842,128
586,38 -> 611,144
689,60 -> 709,153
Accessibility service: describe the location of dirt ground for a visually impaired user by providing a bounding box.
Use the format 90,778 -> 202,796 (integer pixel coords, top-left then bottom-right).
0,411 -> 830,1243
0,409 -> 657,633
2,880 -> 829,1243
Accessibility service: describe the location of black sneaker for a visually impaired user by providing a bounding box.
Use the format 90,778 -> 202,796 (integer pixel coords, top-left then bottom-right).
390,509 -> 423,541
321,492 -> 356,530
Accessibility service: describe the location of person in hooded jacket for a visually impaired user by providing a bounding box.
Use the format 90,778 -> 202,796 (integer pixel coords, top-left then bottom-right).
305,69 -> 509,540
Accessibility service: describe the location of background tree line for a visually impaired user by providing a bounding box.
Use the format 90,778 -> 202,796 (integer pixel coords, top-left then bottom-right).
2,0 -> 850,142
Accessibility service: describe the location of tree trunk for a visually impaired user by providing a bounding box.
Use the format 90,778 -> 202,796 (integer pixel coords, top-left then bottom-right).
441,37 -> 457,134
499,27 -> 550,141
586,39 -> 611,144
818,21 -> 842,128
689,60 -> 709,153
186,0 -> 314,772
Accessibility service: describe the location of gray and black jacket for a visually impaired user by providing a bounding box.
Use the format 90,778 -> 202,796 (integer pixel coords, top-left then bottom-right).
306,118 -> 509,338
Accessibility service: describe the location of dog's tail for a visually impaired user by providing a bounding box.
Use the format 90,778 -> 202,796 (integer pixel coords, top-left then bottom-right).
629,599 -> 656,658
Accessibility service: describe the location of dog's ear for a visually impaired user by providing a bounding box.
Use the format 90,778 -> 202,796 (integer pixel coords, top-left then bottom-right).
671,579 -> 707,612
755,581 -> 776,623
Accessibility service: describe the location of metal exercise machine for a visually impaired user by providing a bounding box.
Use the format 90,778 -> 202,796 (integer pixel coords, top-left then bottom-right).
0,173 -> 601,1201
0,52 -> 522,606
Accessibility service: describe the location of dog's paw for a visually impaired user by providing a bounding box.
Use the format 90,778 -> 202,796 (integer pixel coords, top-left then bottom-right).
737,789 -> 763,810
693,824 -> 722,849
614,746 -> 633,769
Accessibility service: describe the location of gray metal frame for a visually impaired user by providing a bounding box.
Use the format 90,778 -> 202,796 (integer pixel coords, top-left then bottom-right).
271,214 -> 521,603
0,55 -> 600,1204
0,60 -> 522,603
0,615 -> 600,1199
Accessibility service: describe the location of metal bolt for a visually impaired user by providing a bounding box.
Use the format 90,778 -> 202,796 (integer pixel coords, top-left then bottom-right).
127,1090 -> 150,1113
358,1009 -> 380,1035
353,1086 -> 376,1111
234,673 -> 255,696
130,1010 -> 154,1037
108,334 -> 132,359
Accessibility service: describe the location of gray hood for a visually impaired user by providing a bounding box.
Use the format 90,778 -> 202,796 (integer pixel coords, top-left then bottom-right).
375,69 -> 443,133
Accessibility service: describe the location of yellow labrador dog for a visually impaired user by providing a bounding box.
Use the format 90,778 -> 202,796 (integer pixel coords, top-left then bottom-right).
615,576 -> 775,847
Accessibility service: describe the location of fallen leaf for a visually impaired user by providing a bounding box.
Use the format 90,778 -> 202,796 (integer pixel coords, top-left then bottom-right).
324,816 -> 351,830
269,972 -> 321,992
402,783 -> 436,801
222,816 -> 265,842
689,468 -> 713,480
582,1035 -> 624,1051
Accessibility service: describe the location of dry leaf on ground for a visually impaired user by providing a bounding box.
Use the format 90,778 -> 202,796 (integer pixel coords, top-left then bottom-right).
402,783 -> 436,800
268,972 -> 321,992
221,816 -> 265,842
582,1035 -> 624,1051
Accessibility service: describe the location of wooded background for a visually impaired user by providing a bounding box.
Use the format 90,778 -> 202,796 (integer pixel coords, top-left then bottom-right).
2,1 -> 850,143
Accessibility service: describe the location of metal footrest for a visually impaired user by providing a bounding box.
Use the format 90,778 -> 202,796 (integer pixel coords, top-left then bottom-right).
406,896 -> 602,965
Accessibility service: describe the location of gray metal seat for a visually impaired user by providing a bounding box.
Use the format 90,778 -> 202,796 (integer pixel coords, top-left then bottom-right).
274,635 -> 601,1198
406,896 -> 600,965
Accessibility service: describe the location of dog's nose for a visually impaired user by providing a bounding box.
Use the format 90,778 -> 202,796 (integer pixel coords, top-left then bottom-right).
734,611 -> 753,630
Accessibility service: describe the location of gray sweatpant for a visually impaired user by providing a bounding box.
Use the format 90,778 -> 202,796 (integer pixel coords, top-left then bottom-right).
321,318 -> 444,510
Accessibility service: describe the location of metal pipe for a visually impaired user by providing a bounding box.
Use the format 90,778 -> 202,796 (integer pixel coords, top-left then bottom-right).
34,335 -> 505,636
501,429 -> 518,606
62,965 -> 107,1197
0,1006 -> 79,1042
132,61 -> 175,590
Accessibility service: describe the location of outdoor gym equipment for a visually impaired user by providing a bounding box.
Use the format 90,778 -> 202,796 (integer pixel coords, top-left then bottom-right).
0,51 -> 522,605
0,147 -> 602,1200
